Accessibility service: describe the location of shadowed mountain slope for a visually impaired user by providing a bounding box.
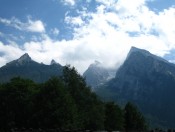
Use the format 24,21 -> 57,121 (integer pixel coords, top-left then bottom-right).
0,53 -> 63,83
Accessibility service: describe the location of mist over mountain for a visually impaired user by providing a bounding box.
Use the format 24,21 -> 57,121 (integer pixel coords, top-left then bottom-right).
95,46 -> 175,128
0,53 -> 63,83
83,60 -> 116,88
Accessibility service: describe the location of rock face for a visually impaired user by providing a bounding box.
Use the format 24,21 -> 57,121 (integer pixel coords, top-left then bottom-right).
96,47 -> 175,128
50,59 -> 61,66
6,53 -> 32,66
0,53 -> 63,83
83,61 -> 116,88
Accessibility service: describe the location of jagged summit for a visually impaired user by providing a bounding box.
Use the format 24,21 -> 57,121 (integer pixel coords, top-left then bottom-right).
83,60 -> 111,88
127,46 -> 168,63
16,53 -> 32,65
127,46 -> 150,58
50,59 -> 62,66
94,60 -> 101,65
0,53 -> 63,83
89,60 -> 102,68
51,59 -> 57,65
18,53 -> 32,62
130,46 -> 146,52
97,47 -> 175,128
6,53 -> 33,66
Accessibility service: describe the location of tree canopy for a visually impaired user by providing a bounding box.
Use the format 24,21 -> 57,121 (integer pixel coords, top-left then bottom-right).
0,65 -> 148,131
124,102 -> 148,131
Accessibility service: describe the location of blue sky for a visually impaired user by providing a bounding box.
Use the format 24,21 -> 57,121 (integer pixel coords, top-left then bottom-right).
0,0 -> 175,73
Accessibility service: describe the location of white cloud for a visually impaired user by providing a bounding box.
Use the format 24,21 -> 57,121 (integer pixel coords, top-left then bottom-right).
96,0 -> 117,7
0,17 -> 45,33
65,16 -> 84,26
0,57 -> 6,66
27,19 -> 45,33
0,0 -> 175,74
0,41 -> 23,66
62,0 -> 175,72
51,28 -> 60,36
61,0 -> 76,6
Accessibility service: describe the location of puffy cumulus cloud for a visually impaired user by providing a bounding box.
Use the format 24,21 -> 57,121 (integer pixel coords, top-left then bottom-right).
65,16 -> 84,26
0,33 -> 121,74
1,0 -> 175,74
62,0 -> 175,72
0,41 -> 23,66
0,37 -> 93,74
154,7 -> 175,48
22,36 -> 101,74
0,17 -> 45,33
27,19 -> 45,33
0,57 -> 6,66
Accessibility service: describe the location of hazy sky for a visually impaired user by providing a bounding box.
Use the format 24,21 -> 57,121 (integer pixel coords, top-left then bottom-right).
0,0 -> 175,73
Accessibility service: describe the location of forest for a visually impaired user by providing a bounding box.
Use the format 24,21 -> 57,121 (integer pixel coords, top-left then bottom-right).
0,65 -> 147,131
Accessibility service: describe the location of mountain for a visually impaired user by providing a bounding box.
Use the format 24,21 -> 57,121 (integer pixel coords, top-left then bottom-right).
83,61 -> 116,88
96,46 -> 175,128
50,59 -> 61,66
0,53 -> 63,83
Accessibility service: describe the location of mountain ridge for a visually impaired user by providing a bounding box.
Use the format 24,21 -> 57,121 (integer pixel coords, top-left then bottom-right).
95,46 -> 175,128
1,48 -> 175,128
0,53 -> 63,83
126,46 -> 169,64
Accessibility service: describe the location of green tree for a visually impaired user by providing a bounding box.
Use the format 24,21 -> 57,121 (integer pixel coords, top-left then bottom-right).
0,66 -> 140,131
124,102 -> 147,131
104,102 -> 124,131
62,65 -> 105,130
0,77 -> 37,129
30,77 -> 78,129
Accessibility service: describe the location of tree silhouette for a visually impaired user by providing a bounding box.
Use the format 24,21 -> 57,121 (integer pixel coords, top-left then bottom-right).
104,102 -> 124,131
0,66 -> 148,131
124,102 -> 147,131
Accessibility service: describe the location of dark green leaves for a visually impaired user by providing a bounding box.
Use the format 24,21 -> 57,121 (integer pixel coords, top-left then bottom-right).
104,102 -> 124,131
124,102 -> 147,131
0,66 -> 148,131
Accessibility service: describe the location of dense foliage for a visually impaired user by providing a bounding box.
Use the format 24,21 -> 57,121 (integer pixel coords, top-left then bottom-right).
104,102 -> 124,131
124,102 -> 147,131
0,65 -> 147,131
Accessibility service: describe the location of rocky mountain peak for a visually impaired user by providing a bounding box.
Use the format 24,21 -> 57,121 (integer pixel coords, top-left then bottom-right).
18,53 -> 31,60
50,59 -> 62,67
17,53 -> 32,64
89,60 -> 102,68
126,46 -> 168,63
97,47 -> 175,128
83,61 -> 112,88
0,53 -> 63,83
130,46 -> 147,53
50,59 -> 57,65
127,46 -> 150,59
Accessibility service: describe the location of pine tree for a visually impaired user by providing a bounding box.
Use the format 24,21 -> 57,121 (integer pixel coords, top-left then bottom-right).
62,65 -> 105,130
124,102 -> 147,131
30,77 -> 78,129
104,102 -> 124,131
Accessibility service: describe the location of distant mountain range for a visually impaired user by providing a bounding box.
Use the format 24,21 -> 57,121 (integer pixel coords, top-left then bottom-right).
0,53 -> 63,83
95,46 -> 175,128
1,47 -> 175,128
